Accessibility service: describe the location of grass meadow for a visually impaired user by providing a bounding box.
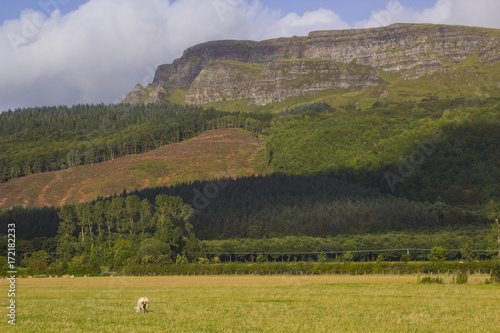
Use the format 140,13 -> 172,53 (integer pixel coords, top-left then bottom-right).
1,275 -> 499,332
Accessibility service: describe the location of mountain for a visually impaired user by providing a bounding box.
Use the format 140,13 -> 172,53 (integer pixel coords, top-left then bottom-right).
0,129 -> 266,209
123,23 -> 500,108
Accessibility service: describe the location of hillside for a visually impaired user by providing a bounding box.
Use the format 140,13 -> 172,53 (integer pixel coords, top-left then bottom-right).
0,103 -> 269,183
0,129 -> 266,208
123,23 -> 500,109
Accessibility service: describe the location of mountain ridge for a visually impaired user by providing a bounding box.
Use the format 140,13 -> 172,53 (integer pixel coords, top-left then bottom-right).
123,23 -> 500,106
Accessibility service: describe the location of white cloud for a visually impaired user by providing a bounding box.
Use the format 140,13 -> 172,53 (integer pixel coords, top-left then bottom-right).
0,0 -> 499,111
0,0 -> 352,110
354,0 -> 500,29
276,8 -> 350,36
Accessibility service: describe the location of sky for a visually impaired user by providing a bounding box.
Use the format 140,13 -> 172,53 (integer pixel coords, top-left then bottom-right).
1,0 -> 499,111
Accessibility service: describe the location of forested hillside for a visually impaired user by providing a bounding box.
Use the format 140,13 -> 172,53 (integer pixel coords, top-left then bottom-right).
267,98 -> 500,204
1,97 -> 500,275
0,103 -> 269,182
1,173 -> 496,274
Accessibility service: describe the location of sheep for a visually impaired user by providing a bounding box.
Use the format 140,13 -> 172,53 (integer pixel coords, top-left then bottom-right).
134,297 -> 149,313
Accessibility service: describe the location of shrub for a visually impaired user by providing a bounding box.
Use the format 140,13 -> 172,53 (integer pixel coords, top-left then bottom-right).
0,256 -> 8,276
26,259 -> 49,275
419,276 -> 444,284
175,254 -> 188,265
491,262 -> 500,283
31,250 -> 53,264
454,270 -> 469,284
342,251 -> 354,262
114,250 -> 134,268
136,239 -> 172,261
460,244 -> 476,261
211,256 -> 221,264
256,254 -> 266,263
401,254 -> 412,263
198,257 -> 210,265
157,254 -> 172,265
428,247 -> 448,263
141,255 -> 156,265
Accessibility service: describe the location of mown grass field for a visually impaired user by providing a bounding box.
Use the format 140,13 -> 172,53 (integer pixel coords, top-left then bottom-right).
1,275 -> 499,332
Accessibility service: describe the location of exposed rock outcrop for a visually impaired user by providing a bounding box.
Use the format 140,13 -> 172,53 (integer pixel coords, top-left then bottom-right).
123,23 -> 500,105
185,61 -> 262,104
122,84 -> 168,105
122,84 -> 147,104
186,60 -> 382,105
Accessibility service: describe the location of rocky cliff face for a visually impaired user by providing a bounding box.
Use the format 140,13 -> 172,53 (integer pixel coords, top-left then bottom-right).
152,37 -> 307,89
303,24 -> 499,78
249,60 -> 381,105
186,60 -> 382,105
123,23 -> 500,105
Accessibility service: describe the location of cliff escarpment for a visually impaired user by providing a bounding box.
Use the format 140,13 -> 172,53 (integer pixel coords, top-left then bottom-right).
186,60 -> 382,105
123,23 -> 500,106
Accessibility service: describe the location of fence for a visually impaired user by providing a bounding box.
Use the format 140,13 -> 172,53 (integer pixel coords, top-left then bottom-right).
199,249 -> 497,263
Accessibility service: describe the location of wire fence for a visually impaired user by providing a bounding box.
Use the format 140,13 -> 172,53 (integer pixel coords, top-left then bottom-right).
199,248 -> 497,262
18,248 -> 498,262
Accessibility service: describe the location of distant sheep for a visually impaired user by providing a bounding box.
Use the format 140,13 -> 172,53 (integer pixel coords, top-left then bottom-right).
135,297 -> 149,313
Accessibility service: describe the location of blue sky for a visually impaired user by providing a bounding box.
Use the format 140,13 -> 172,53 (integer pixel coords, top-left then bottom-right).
1,0 -> 499,111
0,0 -> 88,23
256,0 -> 439,23
0,0 -> 439,25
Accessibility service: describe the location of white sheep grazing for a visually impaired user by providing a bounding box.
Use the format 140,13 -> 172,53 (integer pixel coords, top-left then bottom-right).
134,297 -> 149,313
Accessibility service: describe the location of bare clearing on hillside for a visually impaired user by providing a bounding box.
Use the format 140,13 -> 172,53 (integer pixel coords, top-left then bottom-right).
0,129 -> 266,208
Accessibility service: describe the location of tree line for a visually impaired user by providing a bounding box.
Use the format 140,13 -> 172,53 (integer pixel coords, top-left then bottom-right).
200,228 -> 496,262
54,194 -> 199,262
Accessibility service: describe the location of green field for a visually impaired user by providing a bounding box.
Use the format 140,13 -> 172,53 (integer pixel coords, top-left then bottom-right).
2,275 -> 499,332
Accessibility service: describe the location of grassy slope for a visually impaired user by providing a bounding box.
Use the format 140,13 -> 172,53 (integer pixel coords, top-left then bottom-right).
3,275 -> 499,332
0,129 -> 268,209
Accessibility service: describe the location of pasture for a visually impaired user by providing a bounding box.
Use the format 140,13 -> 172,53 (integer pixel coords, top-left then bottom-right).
1,275 -> 499,332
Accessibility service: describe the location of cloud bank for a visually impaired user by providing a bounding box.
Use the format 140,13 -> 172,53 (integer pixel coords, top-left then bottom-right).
354,0 -> 500,29
0,0 -> 499,111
